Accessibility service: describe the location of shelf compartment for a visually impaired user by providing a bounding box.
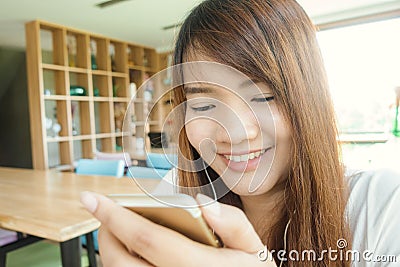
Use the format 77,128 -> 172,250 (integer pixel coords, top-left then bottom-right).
112,76 -> 128,97
43,69 -> 67,95
71,100 -> 92,136
96,137 -> 114,153
66,30 -> 89,69
94,101 -> 112,134
92,74 -> 111,97
47,141 -> 73,168
114,102 -> 127,133
69,72 -> 89,96
73,139 -> 94,161
40,26 -> 65,66
143,48 -> 157,70
90,37 -> 108,71
127,45 -> 144,67
109,40 -> 127,73
129,69 -> 143,97
44,100 -> 69,138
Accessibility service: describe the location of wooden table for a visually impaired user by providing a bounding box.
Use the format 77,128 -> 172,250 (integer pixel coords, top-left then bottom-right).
0,167 -> 160,267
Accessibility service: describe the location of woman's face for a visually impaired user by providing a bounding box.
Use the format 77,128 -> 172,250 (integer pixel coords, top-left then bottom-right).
182,61 -> 292,196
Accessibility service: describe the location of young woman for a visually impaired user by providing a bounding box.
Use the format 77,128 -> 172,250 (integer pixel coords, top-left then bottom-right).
80,0 -> 400,266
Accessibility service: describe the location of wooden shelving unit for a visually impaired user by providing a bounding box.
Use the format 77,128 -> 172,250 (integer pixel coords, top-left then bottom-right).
25,20 -> 160,169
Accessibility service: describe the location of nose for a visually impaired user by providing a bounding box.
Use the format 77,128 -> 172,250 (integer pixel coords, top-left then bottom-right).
215,104 -> 259,145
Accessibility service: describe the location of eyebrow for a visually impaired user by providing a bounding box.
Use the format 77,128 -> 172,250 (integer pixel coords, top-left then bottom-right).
239,79 -> 261,88
184,80 -> 263,95
185,86 -> 216,95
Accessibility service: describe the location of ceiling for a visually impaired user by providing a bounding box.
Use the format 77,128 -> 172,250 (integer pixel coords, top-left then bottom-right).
0,0 -> 399,51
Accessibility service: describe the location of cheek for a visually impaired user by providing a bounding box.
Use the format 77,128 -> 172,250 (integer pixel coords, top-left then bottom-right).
185,119 -> 215,151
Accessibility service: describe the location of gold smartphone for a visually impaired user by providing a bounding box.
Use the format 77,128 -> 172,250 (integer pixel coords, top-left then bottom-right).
108,193 -> 222,248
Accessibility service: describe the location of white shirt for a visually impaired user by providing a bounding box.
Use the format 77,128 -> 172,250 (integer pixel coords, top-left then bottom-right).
346,168 -> 400,266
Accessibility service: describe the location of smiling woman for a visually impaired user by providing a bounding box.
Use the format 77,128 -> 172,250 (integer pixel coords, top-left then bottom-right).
172,0 -> 352,265
79,0 -> 400,266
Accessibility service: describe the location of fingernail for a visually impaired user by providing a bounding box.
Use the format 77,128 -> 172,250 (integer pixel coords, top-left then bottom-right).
196,194 -> 220,216
80,191 -> 98,213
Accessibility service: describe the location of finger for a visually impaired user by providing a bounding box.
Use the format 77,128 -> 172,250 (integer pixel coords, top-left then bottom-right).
98,226 -> 152,267
196,194 -> 264,254
80,191 -> 207,267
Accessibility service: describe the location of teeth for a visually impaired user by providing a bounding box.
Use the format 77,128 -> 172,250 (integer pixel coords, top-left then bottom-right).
224,149 -> 267,162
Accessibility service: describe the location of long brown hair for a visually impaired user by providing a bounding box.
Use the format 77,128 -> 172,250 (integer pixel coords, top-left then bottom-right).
172,0 -> 351,265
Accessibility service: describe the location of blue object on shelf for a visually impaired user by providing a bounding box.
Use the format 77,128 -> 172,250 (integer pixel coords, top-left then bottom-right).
70,85 -> 87,96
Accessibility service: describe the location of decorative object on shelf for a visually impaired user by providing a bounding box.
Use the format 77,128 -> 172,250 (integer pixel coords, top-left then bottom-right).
70,85 -> 87,96
93,87 -> 100,96
114,103 -> 125,133
67,35 -> 76,67
71,101 -> 79,136
90,40 -> 97,70
44,89 -> 51,96
45,117 -> 53,137
52,121 -> 61,138
143,72 -> 154,101
113,85 -> 119,97
110,44 -> 116,72
129,82 -> 137,99
127,47 -> 134,65
143,52 -> 149,67
393,86 -> 400,137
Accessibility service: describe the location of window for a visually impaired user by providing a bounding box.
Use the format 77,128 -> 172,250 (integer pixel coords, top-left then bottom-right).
317,17 -> 400,169
317,18 -> 400,134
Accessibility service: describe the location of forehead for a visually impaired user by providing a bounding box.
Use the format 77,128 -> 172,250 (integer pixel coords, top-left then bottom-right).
180,61 -> 261,96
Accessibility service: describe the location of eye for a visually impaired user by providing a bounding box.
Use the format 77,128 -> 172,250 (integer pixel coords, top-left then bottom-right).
251,96 -> 275,102
189,104 -> 216,112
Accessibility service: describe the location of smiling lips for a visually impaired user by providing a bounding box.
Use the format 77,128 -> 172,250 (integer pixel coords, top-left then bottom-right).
219,148 -> 271,172
222,149 -> 267,162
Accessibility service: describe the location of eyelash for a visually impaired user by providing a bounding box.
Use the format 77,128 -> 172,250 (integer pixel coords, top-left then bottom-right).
189,96 -> 274,112
251,96 -> 275,102
190,104 -> 216,112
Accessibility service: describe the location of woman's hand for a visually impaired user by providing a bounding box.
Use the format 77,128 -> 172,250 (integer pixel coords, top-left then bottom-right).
80,192 -> 276,267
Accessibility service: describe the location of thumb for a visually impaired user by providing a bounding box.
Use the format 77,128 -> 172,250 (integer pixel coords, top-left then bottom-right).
196,194 -> 264,254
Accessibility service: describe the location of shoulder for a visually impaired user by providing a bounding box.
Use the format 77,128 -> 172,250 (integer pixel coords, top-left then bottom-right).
346,168 -> 400,201
345,168 -> 400,260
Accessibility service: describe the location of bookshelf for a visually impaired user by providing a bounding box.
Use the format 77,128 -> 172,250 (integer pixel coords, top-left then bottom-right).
25,20 -> 160,169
